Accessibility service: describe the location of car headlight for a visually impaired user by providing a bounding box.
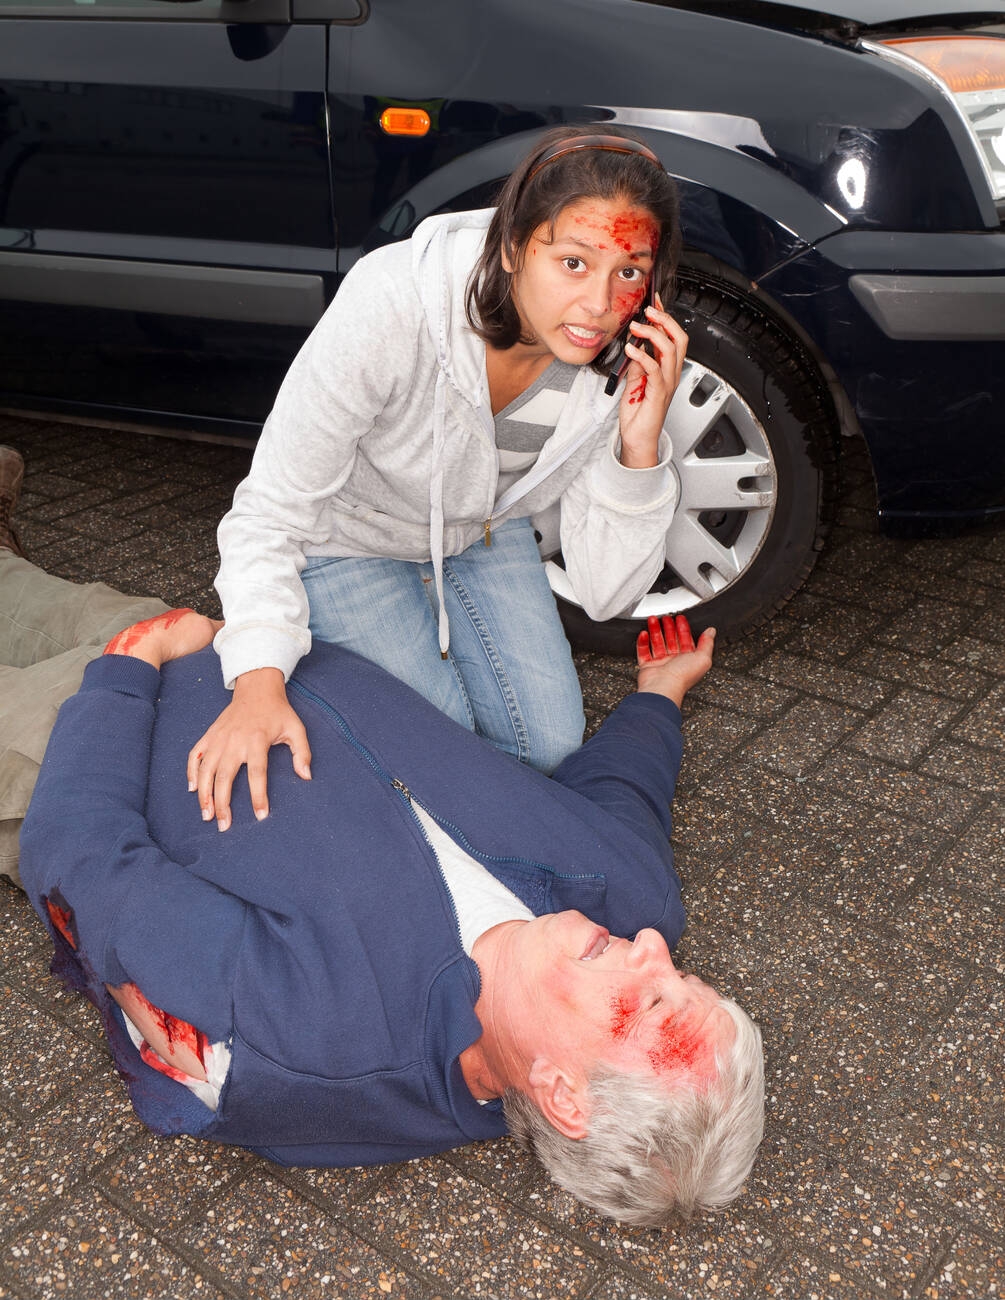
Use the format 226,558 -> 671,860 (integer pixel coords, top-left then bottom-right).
866,36 -> 1005,203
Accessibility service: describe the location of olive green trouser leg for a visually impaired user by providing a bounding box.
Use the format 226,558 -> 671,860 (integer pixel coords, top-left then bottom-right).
0,552 -> 169,887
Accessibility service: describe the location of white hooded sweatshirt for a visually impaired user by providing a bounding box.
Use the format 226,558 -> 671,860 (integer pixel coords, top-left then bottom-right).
214,210 -> 678,687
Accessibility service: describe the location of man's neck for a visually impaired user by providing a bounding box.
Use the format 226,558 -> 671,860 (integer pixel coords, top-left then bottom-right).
459,919 -> 528,1100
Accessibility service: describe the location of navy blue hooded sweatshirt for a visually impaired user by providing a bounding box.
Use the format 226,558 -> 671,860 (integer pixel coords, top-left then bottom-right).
20,641 -> 686,1167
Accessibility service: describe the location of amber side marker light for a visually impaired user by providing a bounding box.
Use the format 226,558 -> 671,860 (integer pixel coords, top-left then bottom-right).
875,36 -> 1005,201
882,35 -> 1005,93
380,108 -> 432,137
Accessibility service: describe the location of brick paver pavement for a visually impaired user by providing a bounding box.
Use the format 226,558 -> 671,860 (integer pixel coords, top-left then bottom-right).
1,413 -> 1001,1300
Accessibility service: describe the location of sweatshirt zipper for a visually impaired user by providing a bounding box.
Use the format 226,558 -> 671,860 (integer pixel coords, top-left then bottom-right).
287,681 -> 469,946
287,678 -> 603,888
387,779 -> 468,952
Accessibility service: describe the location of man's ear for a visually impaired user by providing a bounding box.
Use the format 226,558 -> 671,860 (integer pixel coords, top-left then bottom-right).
526,1058 -> 590,1140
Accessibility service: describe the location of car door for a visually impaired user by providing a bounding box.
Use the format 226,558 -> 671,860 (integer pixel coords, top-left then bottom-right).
0,0 -> 344,431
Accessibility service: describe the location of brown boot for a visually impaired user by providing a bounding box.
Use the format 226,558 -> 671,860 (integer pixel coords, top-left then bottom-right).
0,445 -> 26,557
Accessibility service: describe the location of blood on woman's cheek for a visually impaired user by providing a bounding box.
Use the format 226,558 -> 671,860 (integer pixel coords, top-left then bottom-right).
613,284 -> 646,330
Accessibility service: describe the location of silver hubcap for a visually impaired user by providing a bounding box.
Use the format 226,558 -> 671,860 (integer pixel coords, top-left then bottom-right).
546,358 -> 777,617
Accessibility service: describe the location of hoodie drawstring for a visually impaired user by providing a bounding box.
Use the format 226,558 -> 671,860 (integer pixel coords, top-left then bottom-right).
429,372 -> 450,659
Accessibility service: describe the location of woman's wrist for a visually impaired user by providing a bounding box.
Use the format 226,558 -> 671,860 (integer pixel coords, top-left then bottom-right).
618,442 -> 660,470
233,666 -> 287,698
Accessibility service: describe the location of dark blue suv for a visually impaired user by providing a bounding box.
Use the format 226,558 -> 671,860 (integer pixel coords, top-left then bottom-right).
1,0 -> 1003,647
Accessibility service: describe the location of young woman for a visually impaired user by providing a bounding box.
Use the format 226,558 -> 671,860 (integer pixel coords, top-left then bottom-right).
192,126 -> 688,829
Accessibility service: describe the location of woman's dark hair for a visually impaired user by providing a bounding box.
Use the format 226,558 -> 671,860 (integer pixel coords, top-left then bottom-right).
465,125 -> 681,375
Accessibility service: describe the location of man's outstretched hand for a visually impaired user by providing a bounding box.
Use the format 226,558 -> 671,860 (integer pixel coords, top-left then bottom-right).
636,614 -> 715,706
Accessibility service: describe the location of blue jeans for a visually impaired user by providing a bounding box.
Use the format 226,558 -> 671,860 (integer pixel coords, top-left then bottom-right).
301,518 -> 584,773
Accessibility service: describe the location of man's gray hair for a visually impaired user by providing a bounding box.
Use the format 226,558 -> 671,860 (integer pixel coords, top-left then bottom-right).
502,997 -> 764,1227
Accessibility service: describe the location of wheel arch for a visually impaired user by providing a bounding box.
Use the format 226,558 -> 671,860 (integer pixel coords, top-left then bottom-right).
360,122 -> 842,268
676,248 -> 861,448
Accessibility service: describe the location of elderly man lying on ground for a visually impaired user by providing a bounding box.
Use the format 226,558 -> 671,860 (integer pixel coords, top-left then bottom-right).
2,450 -> 764,1228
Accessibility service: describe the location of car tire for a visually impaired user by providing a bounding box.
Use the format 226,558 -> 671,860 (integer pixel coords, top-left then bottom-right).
551,272 -> 840,653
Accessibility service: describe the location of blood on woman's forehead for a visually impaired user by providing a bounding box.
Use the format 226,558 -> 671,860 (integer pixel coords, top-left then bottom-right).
568,205 -> 659,255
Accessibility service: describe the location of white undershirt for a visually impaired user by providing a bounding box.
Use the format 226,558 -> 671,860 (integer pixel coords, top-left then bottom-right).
412,803 -> 534,953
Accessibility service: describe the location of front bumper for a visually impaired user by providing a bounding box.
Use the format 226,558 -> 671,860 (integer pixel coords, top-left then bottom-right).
849,273 -> 1005,342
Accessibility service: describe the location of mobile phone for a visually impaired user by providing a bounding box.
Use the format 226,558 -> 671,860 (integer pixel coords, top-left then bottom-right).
604,292 -> 655,397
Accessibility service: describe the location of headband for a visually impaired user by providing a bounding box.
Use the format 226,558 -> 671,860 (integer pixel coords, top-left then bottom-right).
525,134 -> 664,184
